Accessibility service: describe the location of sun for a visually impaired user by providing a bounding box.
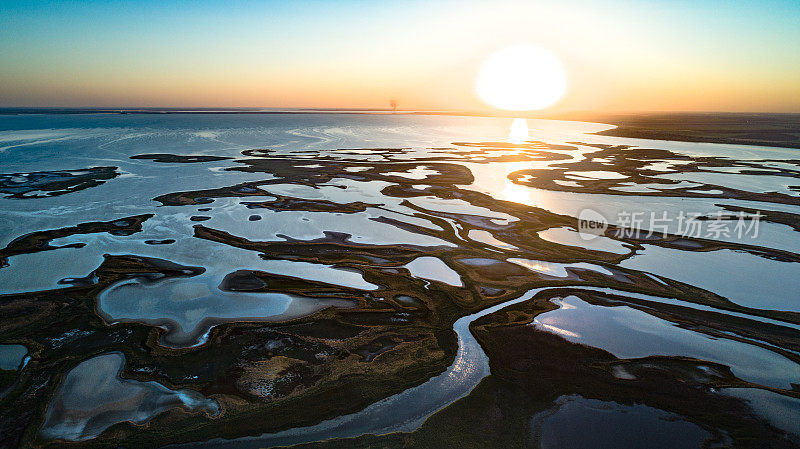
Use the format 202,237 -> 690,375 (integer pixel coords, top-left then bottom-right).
476,45 -> 567,111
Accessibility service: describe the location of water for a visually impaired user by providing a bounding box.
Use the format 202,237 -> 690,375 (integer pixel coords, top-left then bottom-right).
530,395 -> 712,449
39,352 -> 219,441
1,112 -> 798,447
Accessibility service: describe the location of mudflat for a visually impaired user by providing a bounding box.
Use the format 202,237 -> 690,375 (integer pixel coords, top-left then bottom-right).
582,112 -> 800,149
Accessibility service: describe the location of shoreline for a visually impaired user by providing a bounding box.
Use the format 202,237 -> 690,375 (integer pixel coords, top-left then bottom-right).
585,112 -> 800,150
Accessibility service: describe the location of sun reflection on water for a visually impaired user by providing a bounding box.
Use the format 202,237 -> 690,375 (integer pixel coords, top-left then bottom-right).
508,118 -> 529,144
500,160 -> 535,205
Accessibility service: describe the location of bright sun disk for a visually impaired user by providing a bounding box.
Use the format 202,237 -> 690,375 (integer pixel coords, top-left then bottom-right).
476,45 -> 567,111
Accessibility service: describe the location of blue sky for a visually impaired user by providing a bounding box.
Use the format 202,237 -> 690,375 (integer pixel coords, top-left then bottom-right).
1,0 -> 798,111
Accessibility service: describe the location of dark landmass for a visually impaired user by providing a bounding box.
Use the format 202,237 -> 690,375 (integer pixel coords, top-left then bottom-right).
0,167 -> 120,199
303,288 -> 800,448
2,140 -> 800,448
144,239 -> 176,245
0,214 -> 152,267
130,154 -> 233,163
509,141 -> 800,206
577,113 -> 800,149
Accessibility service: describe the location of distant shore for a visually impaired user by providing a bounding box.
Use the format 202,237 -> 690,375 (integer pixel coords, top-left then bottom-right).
576,112 -> 800,150
427,110 -> 800,150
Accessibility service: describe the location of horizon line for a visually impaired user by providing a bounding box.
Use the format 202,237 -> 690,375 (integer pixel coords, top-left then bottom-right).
1,107 -> 799,117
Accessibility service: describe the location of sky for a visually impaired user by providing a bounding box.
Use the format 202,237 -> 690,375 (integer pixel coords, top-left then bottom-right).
1,0 -> 799,112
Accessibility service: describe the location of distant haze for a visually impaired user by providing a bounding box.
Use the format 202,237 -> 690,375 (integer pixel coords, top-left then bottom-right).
1,0 -> 799,112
